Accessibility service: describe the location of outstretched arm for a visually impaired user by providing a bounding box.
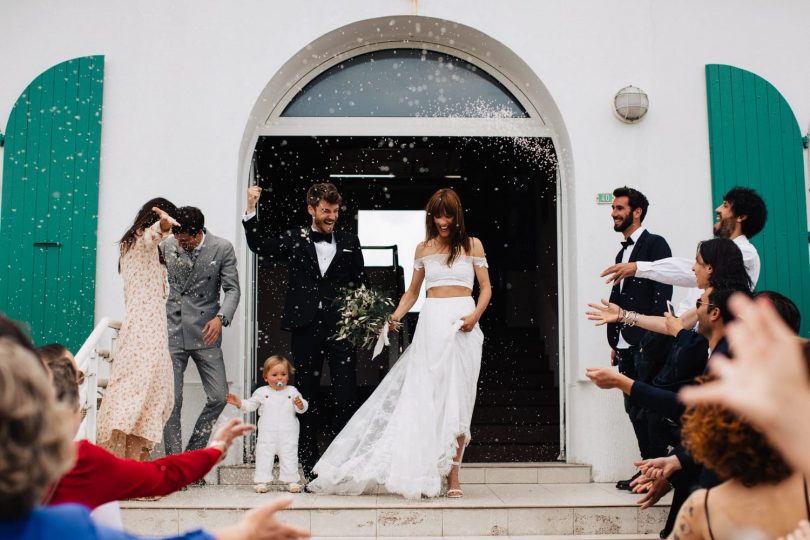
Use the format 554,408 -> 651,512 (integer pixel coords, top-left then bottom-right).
586,299 -> 682,336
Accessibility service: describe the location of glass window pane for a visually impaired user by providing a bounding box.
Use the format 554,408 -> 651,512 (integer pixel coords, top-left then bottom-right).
282,49 -> 528,118
358,210 -> 426,312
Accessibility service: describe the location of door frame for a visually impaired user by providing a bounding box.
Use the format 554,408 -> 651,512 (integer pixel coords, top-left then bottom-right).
236,17 -> 575,461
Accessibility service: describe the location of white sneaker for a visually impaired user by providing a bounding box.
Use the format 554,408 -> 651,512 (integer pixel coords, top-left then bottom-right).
254,483 -> 269,493
287,483 -> 302,493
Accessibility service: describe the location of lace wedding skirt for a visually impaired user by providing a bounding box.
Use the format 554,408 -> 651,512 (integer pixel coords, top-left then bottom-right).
308,296 -> 483,499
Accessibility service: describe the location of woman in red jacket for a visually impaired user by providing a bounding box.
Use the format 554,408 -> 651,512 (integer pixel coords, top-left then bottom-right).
43,355 -> 253,508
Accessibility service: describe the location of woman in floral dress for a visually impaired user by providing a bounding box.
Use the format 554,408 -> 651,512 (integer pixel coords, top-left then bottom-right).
97,198 -> 178,460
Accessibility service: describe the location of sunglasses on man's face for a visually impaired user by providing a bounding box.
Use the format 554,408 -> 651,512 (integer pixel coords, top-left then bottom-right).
695,299 -> 717,310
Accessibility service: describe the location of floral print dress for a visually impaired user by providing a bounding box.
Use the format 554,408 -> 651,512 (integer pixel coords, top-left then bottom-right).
97,221 -> 174,451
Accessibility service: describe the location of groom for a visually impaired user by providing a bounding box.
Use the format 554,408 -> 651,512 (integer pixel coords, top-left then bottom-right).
243,183 -> 366,480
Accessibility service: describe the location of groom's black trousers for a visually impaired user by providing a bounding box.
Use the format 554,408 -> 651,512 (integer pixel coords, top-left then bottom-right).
291,309 -> 358,478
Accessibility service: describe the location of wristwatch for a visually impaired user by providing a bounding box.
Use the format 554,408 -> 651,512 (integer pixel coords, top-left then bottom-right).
216,313 -> 230,327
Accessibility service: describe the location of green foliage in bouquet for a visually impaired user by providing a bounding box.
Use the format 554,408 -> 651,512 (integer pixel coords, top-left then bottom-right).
333,285 -> 395,350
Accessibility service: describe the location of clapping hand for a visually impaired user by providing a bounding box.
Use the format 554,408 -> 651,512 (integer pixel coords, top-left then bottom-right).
634,475 -> 671,510
635,455 -> 681,481
153,207 -> 180,233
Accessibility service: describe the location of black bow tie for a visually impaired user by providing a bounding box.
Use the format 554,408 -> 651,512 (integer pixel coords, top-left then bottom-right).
310,230 -> 333,244
620,237 -> 635,249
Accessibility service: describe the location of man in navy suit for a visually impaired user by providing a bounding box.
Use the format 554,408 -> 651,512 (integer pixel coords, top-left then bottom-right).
243,183 -> 366,481
606,187 -> 672,489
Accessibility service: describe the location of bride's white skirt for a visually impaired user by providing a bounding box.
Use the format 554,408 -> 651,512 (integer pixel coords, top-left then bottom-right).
309,296 -> 484,499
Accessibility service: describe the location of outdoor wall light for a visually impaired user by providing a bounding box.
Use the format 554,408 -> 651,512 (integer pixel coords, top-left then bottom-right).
613,85 -> 649,123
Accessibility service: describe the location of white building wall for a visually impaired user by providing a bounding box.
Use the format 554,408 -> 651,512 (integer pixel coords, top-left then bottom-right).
1,0 -> 809,478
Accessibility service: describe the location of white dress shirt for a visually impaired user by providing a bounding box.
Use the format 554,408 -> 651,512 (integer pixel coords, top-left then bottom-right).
635,235 -> 760,315
616,227 -> 645,350
245,212 -> 336,307
243,211 -> 336,274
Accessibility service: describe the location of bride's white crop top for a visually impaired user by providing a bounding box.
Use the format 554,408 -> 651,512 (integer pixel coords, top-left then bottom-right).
413,253 -> 488,289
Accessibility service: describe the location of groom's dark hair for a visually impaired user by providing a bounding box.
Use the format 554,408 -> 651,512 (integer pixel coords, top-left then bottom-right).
172,206 -> 205,235
307,183 -> 342,208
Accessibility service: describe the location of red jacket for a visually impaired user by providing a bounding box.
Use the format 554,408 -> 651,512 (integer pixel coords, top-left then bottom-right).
48,440 -> 221,508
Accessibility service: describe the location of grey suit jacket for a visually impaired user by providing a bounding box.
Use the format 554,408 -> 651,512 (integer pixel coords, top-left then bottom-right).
160,231 -> 240,350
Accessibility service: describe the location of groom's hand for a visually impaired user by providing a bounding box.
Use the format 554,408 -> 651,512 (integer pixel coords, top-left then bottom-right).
247,186 -> 262,214
202,316 -> 223,345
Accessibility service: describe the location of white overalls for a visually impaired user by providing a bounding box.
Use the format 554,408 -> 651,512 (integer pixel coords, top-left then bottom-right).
240,385 -> 308,483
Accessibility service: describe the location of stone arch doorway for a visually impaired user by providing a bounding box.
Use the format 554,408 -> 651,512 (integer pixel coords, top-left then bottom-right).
237,17 -> 574,462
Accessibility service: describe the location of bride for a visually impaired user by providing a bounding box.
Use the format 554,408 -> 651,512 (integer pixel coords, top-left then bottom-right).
308,188 -> 492,499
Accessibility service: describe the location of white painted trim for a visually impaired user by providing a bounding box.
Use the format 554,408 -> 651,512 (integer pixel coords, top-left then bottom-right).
260,117 -> 551,137
265,40 -> 546,124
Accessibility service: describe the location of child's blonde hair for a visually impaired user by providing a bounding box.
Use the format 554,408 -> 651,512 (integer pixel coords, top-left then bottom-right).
262,355 -> 295,379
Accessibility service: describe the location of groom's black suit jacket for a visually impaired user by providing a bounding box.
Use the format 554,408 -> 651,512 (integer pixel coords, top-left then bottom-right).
607,229 -> 673,349
243,216 -> 366,330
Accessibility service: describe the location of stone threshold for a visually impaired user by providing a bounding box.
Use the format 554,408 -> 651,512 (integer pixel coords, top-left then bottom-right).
121,484 -> 670,537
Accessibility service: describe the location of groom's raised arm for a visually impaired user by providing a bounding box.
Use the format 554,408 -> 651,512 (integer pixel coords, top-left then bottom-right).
242,186 -> 290,258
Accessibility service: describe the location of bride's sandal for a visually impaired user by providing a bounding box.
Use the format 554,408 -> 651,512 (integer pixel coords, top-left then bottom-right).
446,461 -> 463,498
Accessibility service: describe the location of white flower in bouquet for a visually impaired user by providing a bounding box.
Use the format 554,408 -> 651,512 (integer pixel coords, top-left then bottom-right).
333,285 -> 395,349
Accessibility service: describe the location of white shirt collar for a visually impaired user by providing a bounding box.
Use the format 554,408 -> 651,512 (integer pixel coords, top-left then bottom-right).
627,226 -> 645,243
193,232 -> 206,255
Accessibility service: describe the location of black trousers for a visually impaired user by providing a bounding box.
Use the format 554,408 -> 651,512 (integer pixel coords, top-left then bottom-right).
616,348 -> 669,460
291,310 -> 357,477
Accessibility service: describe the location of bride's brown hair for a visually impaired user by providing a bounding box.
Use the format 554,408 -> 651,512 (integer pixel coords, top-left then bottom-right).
424,188 -> 471,266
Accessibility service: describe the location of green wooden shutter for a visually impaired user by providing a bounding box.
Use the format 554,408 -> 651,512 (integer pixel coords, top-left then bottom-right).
706,64 -> 810,337
0,56 -> 105,350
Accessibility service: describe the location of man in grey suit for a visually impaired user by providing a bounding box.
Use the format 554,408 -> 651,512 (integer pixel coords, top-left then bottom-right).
161,206 -> 240,454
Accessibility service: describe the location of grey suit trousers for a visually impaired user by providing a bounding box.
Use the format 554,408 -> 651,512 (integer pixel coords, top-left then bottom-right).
163,347 -> 228,454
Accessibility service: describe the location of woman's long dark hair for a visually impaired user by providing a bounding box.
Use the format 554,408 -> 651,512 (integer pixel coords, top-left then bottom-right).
118,198 -> 177,271
698,238 -> 753,291
424,188 -> 471,266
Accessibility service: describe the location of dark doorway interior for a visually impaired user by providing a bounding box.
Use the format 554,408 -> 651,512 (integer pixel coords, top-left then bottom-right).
251,135 -> 560,461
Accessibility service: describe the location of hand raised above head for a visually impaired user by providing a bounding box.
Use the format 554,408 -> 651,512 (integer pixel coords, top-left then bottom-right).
246,186 -> 263,214
153,207 -> 180,232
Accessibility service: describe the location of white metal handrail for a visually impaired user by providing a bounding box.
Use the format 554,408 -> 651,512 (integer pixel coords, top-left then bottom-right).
75,317 -> 121,443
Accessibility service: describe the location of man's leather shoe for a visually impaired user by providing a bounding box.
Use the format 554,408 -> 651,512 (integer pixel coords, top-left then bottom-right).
615,470 -> 641,490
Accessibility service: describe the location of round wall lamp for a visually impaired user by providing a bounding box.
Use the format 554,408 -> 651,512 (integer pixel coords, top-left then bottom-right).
614,85 -> 649,123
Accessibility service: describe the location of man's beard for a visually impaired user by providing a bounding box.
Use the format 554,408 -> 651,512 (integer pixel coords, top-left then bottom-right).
313,216 -> 335,232
713,216 -> 736,238
613,214 -> 633,232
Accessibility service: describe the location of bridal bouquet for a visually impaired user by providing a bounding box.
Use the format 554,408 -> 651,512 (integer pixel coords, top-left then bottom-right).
333,285 -> 395,350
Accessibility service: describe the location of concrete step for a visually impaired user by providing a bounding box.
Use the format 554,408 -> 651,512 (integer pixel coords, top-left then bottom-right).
218,463 -> 591,486
120,483 -> 671,537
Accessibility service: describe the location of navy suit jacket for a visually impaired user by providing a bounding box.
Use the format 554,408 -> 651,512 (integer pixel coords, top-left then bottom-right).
607,229 -> 673,349
243,216 -> 366,330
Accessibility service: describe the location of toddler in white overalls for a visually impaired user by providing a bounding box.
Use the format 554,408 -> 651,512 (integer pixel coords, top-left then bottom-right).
227,355 -> 308,493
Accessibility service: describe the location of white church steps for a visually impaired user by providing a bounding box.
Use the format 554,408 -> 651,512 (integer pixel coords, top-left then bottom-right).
119,483 -> 670,537
218,463 -> 593,486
